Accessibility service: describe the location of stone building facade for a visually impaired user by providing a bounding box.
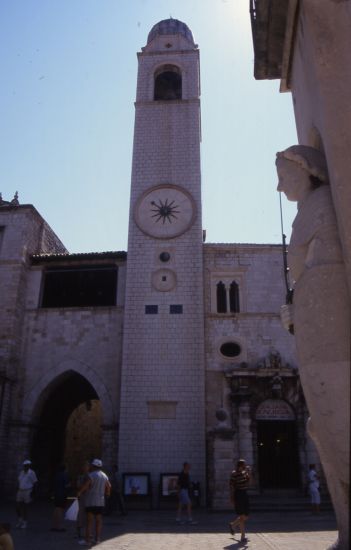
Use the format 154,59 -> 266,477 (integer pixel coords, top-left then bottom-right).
0,19 -> 322,507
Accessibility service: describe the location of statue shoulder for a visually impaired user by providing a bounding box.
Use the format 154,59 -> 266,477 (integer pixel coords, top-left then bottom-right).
292,186 -> 336,237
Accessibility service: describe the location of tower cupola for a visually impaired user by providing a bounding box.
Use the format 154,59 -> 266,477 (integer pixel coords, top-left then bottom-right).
147,18 -> 195,45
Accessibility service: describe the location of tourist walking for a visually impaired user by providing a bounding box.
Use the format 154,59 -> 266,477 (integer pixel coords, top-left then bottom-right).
76,459 -> 111,546
308,464 -> 321,513
15,459 -> 38,529
229,459 -> 251,542
176,462 -> 196,525
50,464 -> 70,532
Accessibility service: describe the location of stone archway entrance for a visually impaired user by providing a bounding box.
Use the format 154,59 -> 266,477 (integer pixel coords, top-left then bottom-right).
256,399 -> 300,489
31,371 -> 102,495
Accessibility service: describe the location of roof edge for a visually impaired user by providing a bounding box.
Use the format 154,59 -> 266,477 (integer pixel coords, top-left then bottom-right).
31,251 -> 127,265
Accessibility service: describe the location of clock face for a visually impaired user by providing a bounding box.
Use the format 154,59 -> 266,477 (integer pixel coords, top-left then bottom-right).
134,184 -> 196,239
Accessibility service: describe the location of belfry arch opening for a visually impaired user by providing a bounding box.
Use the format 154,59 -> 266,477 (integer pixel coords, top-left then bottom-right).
31,371 -> 102,495
154,65 -> 182,100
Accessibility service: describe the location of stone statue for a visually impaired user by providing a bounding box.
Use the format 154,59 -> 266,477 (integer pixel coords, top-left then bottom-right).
0,192 -> 19,207
10,191 -> 19,206
276,145 -> 350,549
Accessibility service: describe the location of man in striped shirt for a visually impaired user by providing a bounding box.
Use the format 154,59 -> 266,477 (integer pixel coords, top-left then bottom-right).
229,459 -> 250,542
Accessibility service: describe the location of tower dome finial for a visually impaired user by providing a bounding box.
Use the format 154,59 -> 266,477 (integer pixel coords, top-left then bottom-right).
147,18 -> 195,45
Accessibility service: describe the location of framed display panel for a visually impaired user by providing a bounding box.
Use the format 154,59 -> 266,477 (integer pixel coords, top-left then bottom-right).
122,473 -> 150,497
160,473 -> 179,498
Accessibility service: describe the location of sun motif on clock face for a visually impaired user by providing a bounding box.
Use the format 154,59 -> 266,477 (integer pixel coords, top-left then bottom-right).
134,184 -> 196,239
150,198 -> 180,224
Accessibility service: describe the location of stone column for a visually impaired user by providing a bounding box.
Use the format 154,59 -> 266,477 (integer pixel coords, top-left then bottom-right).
208,429 -> 235,509
226,285 -> 230,313
237,401 -> 253,467
101,423 -> 118,477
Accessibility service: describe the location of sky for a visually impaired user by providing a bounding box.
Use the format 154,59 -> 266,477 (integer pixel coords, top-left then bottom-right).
0,0 -> 298,253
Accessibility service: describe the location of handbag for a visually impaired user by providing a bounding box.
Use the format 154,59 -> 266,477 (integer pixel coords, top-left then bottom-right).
64,498 -> 79,521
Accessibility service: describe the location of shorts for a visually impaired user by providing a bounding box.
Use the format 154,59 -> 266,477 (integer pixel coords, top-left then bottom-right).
234,489 -> 249,516
86,506 -> 104,515
16,489 -> 32,504
179,489 -> 191,505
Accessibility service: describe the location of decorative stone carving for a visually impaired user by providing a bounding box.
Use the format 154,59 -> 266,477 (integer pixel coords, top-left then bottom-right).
270,374 -> 283,398
0,192 -> 19,207
151,268 -> 177,292
11,191 -> 19,206
268,349 -> 282,369
0,193 -> 9,206
255,350 -> 289,371
214,407 -> 231,432
256,398 -> 295,421
215,408 -> 228,422
276,145 -> 350,548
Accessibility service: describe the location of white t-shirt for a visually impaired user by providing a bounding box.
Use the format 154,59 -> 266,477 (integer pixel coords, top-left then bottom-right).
85,470 -> 109,507
18,469 -> 38,490
308,469 -> 319,489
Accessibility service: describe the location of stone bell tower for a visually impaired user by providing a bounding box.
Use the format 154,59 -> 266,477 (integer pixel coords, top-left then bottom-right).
118,19 -> 205,496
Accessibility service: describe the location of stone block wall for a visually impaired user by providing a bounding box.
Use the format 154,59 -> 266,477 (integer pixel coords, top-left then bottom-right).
0,206 -> 67,377
0,205 -> 67,487
0,375 -> 13,495
20,306 -> 124,422
5,305 -> 124,494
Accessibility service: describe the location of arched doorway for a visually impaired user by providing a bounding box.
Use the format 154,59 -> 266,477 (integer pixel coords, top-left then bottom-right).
256,399 -> 300,489
31,371 -> 102,495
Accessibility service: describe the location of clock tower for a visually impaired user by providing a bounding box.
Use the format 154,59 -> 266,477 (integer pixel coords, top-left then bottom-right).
119,19 -> 205,497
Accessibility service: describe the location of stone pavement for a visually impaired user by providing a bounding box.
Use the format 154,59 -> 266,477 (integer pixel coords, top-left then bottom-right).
0,503 -> 338,550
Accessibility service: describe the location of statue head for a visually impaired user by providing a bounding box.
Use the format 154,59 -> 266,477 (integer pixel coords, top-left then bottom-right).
276,145 -> 329,202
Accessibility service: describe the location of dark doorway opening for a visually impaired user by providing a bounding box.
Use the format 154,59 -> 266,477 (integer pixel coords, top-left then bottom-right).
31,371 -> 102,496
257,420 -> 299,489
154,67 -> 182,100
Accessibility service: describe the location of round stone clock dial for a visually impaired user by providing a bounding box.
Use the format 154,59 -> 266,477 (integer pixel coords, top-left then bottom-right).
134,184 -> 196,239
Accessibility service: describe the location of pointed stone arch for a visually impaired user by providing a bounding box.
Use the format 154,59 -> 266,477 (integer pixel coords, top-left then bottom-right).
23,358 -> 115,426
24,361 -> 116,495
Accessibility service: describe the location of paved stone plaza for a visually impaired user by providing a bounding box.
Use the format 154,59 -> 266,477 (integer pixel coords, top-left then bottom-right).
0,504 -> 337,549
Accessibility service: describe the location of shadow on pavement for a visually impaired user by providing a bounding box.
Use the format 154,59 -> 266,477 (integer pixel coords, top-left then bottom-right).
0,503 -> 338,549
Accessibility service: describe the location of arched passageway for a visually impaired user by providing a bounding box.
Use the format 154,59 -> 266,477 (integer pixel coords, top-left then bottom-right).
31,371 -> 102,494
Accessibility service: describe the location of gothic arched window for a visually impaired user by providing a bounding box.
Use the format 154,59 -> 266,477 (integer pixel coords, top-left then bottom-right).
154,65 -> 182,100
229,281 -> 240,313
216,281 -> 227,313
